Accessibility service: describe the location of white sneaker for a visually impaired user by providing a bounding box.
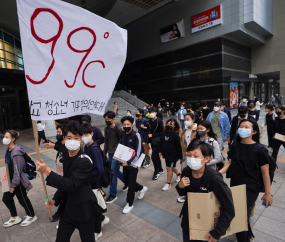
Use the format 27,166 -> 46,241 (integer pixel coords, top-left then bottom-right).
20,215 -> 37,227
95,231 -> 102,241
3,216 -> 22,227
122,203 -> 133,214
177,196 -> 186,203
101,216 -> 110,227
162,183 -> 171,191
143,164 -> 150,169
138,186 -> 148,199
175,175 -> 181,183
56,224 -> 59,229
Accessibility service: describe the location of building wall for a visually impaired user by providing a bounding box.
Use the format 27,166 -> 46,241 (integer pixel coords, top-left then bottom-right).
251,0 -> 285,94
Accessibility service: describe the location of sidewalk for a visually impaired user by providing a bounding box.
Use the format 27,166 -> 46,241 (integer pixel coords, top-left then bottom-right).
0,108 -> 285,242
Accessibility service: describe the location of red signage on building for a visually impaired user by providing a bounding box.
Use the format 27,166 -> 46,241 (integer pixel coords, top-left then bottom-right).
191,5 -> 221,33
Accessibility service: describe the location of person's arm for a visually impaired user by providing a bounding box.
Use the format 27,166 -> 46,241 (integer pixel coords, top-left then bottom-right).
228,110 -> 232,123
261,115 -> 266,128
93,126 -> 104,145
103,127 -> 108,155
175,168 -> 190,196
230,118 -> 235,142
206,112 -> 211,122
126,133 -> 142,165
90,148 -> 104,183
175,133 -> 183,160
10,155 -> 26,189
207,141 -> 222,166
219,160 -> 231,174
260,164 -> 273,207
224,114 -> 231,140
256,110 -> 260,121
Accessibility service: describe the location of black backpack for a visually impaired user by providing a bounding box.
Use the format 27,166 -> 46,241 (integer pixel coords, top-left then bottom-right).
23,153 -> 37,180
88,143 -> 113,188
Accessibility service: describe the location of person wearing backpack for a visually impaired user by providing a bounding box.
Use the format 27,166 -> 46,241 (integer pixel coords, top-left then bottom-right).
1,130 -> 37,227
176,140 -> 235,242
82,123 -> 110,241
120,116 -> 148,214
219,119 -> 273,242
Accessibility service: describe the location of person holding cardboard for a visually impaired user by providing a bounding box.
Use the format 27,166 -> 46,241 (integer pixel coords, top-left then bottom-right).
272,106 -> 285,160
219,119 -> 273,241
176,139 -> 235,242
1,130 -> 37,227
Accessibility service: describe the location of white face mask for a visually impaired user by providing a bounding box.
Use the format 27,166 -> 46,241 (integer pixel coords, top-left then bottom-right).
185,120 -> 192,127
65,140 -> 81,151
150,113 -> 156,118
82,135 -> 92,145
127,112 -> 130,116
202,107 -> 207,110
187,157 -> 204,170
242,99 -> 247,102
214,107 -> 220,112
3,138 -> 11,145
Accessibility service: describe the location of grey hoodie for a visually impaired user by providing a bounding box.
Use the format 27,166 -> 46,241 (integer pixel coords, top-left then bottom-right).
7,144 -> 33,191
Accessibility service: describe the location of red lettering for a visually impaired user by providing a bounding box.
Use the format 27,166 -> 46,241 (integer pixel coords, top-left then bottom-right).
27,8 -> 63,85
104,32 -> 109,39
82,60 -> 105,88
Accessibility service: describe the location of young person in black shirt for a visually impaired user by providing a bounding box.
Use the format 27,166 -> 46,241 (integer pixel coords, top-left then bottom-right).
176,140 -> 235,242
159,118 -> 182,191
261,104 -> 277,148
201,101 -> 212,120
81,115 -> 104,145
219,119 -> 273,242
247,100 -> 259,121
148,107 -> 165,180
272,106 -> 285,160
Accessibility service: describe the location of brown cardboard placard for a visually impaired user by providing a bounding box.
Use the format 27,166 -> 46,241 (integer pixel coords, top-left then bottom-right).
188,185 -> 247,241
273,133 -> 285,142
0,166 -> 11,193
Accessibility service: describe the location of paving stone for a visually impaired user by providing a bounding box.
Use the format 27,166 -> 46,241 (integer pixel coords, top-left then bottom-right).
162,217 -> 183,241
158,197 -> 183,217
275,187 -> 285,198
130,200 -> 156,218
108,210 -> 138,229
252,229 -> 285,242
146,230 -> 182,242
13,230 -> 50,242
262,205 -> 285,223
98,223 -> 119,241
101,230 -> 135,242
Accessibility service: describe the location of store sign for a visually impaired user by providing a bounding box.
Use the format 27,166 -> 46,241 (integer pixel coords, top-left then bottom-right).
191,5 -> 221,33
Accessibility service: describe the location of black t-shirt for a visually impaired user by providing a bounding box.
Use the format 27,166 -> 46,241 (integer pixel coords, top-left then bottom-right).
266,113 -> 275,131
63,151 -> 81,175
123,133 -> 131,147
5,149 -> 13,181
228,143 -> 270,192
277,118 -> 285,134
190,176 -> 203,192
56,143 -> 68,163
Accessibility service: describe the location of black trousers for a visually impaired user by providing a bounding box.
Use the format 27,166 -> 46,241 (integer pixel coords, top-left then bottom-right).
38,130 -> 47,145
182,229 -> 213,242
2,183 -> 35,217
151,146 -> 162,173
267,130 -> 274,148
272,139 -> 285,160
123,166 -> 143,206
236,190 -> 259,242
56,213 -> 97,242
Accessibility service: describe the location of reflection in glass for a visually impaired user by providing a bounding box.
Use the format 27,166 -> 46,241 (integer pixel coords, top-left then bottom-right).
0,60 -> 5,68
4,42 -> 14,53
5,52 -> 15,62
6,62 -> 15,69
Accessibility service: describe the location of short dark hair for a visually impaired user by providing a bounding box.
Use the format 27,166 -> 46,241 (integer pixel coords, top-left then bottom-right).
242,95 -> 248,99
247,100 -> 255,106
81,123 -> 93,134
276,105 -> 285,111
127,110 -> 131,113
221,101 -> 225,106
265,104 -> 274,111
197,120 -> 217,140
165,118 -> 180,133
37,121 -> 41,123
236,119 -> 260,143
201,101 -> 207,107
187,139 -> 214,157
238,106 -> 248,114
63,120 -> 83,136
103,111 -> 116,119
121,116 -> 134,124
185,112 -> 195,120
56,124 -> 65,131
55,118 -> 70,125
137,108 -> 144,115
195,102 -> 201,109
81,115 -> 91,123
149,107 -> 157,113
186,104 -> 192,110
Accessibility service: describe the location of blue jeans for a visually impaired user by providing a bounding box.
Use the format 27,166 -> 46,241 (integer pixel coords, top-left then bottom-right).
109,154 -> 124,196
179,119 -> 185,130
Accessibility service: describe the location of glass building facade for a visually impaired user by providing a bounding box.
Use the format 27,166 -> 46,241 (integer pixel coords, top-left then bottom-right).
0,30 -> 24,70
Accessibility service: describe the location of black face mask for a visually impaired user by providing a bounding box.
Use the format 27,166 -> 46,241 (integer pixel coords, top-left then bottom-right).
123,127 -> 131,132
240,114 -> 246,119
276,112 -> 282,116
136,114 -> 140,118
166,125 -> 173,131
105,121 -> 112,126
56,134 -> 63,142
249,105 -> 254,108
197,130 -> 207,137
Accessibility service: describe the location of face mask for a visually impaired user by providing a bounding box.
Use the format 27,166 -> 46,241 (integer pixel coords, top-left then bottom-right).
82,135 -> 92,144
239,114 -> 246,119
242,99 -> 247,102
166,125 -> 173,131
237,128 -> 252,138
197,130 -> 207,137
202,107 -> 207,110
3,138 -> 11,145
276,111 -> 282,116
143,107 -> 146,109
123,127 -> 131,132
185,120 -> 192,127
105,121 -> 112,126
181,107 -> 184,110
150,113 -> 156,118
187,157 -> 204,170
56,134 -> 63,142
214,107 -> 220,112
65,140 -> 81,151
249,105 -> 254,108
127,113 -> 131,115
136,114 -> 140,118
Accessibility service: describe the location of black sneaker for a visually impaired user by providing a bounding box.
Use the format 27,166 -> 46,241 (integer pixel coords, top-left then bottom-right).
122,185 -> 128,191
105,195 -> 118,204
152,172 -> 160,180
50,211 -> 61,222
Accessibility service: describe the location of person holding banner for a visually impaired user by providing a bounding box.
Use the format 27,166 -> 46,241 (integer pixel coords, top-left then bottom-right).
119,116 -> 148,214
1,130 -> 37,227
36,121 -> 102,242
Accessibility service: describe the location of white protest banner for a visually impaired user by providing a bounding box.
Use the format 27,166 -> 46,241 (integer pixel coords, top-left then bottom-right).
16,0 -> 127,121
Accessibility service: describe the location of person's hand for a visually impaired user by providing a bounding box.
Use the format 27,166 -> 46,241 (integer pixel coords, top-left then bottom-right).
148,134 -> 152,138
122,162 -> 128,167
41,139 -> 45,144
204,233 -> 218,242
45,199 -> 55,209
142,142 -> 145,146
36,159 -> 51,176
141,124 -> 146,129
179,176 -> 190,188
192,126 -> 197,131
10,188 -> 15,193
261,126 -> 264,130
159,153 -> 162,157
223,138 -> 228,142
44,142 -> 55,149
261,193 -> 273,208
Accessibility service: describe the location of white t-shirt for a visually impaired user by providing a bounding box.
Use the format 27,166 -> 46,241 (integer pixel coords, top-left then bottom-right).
37,123 -> 45,131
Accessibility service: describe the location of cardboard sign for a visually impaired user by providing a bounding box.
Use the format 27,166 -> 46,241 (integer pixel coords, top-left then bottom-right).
16,0 -> 127,120
273,133 -> 285,142
188,185 -> 247,241
113,144 -> 135,163
0,166 -> 11,193
55,161 -> 63,176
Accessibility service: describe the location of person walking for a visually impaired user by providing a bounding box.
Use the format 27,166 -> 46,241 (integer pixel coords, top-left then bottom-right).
159,118 -> 182,191
165,101 -> 170,117
270,95 -> 275,105
120,116 -> 147,214
220,101 -> 232,124
239,96 -> 248,107
81,115 -> 105,145
219,119 -> 273,242
103,111 -> 125,203
37,121 -> 47,148
254,98 -> 264,115
148,107 -> 164,180
176,104 -> 187,129
200,101 -> 212,120
248,100 -> 260,121
170,102 -> 176,116
272,106 -> 285,160
206,102 -> 230,152
261,104 -> 277,149
1,130 -> 37,228
277,93 -> 283,106
186,104 -> 200,123
113,102 -> 118,117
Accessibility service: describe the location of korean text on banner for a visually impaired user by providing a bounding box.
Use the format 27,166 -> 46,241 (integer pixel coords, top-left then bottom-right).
188,185 -> 247,241
16,0 -> 127,121
0,166 -> 11,193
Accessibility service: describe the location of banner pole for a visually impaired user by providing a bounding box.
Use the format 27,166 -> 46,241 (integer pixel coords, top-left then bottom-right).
32,120 -> 52,220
